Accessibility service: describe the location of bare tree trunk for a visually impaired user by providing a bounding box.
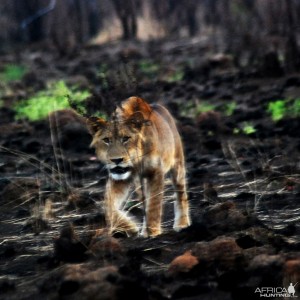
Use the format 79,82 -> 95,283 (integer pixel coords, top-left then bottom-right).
284,0 -> 300,72
186,0 -> 198,37
112,0 -> 138,40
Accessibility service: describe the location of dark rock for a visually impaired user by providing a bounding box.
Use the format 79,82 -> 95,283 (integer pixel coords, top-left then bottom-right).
236,234 -> 262,249
202,138 -> 222,151
217,269 -> 248,291
284,76 -> 300,87
54,225 -> 88,262
89,235 -> 123,259
197,111 -> 223,134
0,279 -> 15,293
59,280 -> 80,296
115,277 -> 148,300
22,71 -> 45,90
0,107 -> 15,124
249,254 -> 284,273
55,264 -> 119,300
172,283 -> 211,299
276,118 -> 300,137
192,236 -> 243,269
183,63 -> 211,81
202,201 -> 249,231
22,139 -> 42,153
0,245 -> 17,258
243,246 -> 276,261
176,221 -> 210,242
203,182 -> 219,204
200,87 -> 217,99
48,109 -> 91,152
283,259 -> 300,286
234,83 -> 259,94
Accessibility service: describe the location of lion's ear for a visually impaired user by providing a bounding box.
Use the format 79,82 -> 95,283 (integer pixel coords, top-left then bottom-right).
86,117 -> 107,135
126,112 -> 150,130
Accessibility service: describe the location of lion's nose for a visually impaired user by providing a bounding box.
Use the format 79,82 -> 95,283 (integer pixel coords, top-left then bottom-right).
111,158 -> 124,165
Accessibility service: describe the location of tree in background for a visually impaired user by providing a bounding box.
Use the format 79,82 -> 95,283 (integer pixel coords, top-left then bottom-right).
284,0 -> 300,72
0,0 -> 300,72
0,0 -> 101,54
112,0 -> 139,40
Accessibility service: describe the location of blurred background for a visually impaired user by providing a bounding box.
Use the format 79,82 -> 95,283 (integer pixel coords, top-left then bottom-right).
1,3 -> 300,298
1,0 -> 300,71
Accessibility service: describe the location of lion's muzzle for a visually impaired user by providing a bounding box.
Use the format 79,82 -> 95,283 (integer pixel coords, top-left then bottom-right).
109,166 -> 132,181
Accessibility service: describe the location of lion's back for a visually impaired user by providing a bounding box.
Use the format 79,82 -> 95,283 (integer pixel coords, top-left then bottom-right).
147,103 -> 184,172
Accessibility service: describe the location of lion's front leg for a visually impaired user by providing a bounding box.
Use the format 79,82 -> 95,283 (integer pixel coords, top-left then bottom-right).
171,163 -> 190,231
141,170 -> 164,237
105,180 -> 138,236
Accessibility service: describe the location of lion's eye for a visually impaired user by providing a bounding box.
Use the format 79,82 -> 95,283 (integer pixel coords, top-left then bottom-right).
103,138 -> 110,144
122,136 -> 130,143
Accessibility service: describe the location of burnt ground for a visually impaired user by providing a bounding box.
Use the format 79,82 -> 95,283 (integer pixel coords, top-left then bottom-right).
0,39 -> 300,299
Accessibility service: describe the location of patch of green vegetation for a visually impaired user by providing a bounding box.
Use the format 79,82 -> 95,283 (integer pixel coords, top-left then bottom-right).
233,123 -> 256,135
14,80 -> 90,121
290,98 -> 300,118
166,69 -> 184,82
267,100 -> 286,121
138,59 -> 160,78
92,111 -> 108,120
267,98 -> 300,121
181,99 -> 238,119
0,64 -> 27,82
233,128 -> 240,134
223,102 -> 237,116
180,101 -> 216,118
242,122 -> 256,135
196,102 -> 216,114
233,122 -> 256,135
97,64 -> 109,89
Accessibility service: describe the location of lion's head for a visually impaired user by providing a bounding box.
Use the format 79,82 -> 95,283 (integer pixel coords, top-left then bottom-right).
87,97 -> 152,181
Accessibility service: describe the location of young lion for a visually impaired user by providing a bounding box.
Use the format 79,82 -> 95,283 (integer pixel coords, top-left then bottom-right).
87,96 -> 190,237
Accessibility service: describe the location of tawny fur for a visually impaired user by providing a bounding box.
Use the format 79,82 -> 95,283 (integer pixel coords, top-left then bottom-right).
87,97 -> 190,237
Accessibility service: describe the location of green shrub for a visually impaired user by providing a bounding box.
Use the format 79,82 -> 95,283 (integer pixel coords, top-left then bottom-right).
267,98 -> 300,121
138,59 -> 160,78
242,123 -> 256,135
233,123 -> 256,135
291,98 -> 300,117
267,100 -> 286,121
0,64 -> 27,82
14,81 -> 90,121
196,102 -> 216,114
166,69 -> 184,82
223,102 -> 237,116
179,101 -> 216,118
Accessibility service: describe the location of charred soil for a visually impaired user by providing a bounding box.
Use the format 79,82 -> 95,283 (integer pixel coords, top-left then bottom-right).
0,40 -> 300,299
